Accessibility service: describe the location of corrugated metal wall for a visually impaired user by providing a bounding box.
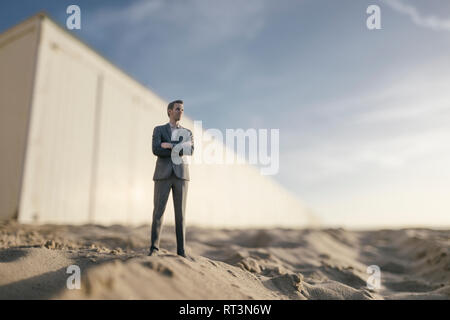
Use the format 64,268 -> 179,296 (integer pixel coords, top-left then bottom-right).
19,17 -> 97,224
4,14 -> 317,227
92,75 -> 158,225
0,17 -> 40,220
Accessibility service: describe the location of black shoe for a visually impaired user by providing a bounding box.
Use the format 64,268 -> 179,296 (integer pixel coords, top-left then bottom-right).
148,247 -> 159,256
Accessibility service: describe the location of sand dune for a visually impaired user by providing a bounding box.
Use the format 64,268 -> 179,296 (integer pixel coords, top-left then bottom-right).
0,220 -> 448,299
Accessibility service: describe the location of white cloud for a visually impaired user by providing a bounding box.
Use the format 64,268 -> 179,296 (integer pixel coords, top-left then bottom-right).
382,0 -> 450,31
277,57 -> 450,227
280,58 -> 450,188
90,0 -> 269,49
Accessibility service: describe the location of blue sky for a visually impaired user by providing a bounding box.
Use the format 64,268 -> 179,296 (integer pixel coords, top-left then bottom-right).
1,0 -> 450,228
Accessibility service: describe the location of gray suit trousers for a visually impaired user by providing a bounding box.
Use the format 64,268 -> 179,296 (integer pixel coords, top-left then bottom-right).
150,171 -> 188,254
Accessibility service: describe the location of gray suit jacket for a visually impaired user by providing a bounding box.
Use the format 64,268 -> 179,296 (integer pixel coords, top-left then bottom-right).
152,123 -> 194,181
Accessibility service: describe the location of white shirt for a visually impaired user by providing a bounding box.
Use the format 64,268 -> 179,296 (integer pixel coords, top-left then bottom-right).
168,122 -> 181,141
168,122 -> 192,148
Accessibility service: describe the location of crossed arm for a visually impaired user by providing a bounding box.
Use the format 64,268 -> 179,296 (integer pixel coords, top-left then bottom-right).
152,127 -> 194,158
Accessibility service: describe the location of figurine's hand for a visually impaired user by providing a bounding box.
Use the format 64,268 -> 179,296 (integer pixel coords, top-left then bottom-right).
161,142 -> 173,149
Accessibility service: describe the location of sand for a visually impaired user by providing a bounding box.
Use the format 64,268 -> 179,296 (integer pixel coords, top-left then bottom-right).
0,220 -> 448,299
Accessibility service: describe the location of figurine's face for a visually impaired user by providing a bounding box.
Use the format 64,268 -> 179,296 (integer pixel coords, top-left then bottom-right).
170,103 -> 184,121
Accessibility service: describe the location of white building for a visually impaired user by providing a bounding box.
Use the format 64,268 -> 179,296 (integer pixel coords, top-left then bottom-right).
0,13 -> 317,228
